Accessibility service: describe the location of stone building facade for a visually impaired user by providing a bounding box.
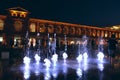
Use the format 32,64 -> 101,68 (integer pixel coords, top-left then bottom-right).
0,7 -> 120,48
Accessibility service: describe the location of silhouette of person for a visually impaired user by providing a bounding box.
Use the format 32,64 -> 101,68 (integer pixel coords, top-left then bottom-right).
107,34 -> 118,64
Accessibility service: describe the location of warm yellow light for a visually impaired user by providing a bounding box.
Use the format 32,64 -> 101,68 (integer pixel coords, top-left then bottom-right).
113,26 -> 119,30
70,41 -> 74,44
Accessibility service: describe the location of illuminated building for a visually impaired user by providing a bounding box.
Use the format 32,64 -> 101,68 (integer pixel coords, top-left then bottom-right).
0,7 -> 120,48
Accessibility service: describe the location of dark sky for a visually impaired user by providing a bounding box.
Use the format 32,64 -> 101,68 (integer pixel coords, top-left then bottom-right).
0,0 -> 120,27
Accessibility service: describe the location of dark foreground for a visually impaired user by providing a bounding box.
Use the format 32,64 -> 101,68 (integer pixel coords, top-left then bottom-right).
0,58 -> 120,80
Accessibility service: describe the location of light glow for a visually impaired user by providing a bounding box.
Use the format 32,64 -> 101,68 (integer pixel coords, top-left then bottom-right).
34,54 -> 40,65
44,58 -> 51,69
76,54 -> 83,63
23,56 -> 31,65
97,52 -> 104,61
51,53 -> 58,66
83,52 -> 88,60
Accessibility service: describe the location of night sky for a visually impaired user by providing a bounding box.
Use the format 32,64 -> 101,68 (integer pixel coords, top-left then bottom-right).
0,0 -> 120,27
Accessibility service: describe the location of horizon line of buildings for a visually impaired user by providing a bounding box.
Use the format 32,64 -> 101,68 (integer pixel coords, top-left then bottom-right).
0,7 -> 120,48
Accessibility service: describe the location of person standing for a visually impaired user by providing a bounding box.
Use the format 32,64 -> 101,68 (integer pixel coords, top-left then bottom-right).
107,34 -> 118,64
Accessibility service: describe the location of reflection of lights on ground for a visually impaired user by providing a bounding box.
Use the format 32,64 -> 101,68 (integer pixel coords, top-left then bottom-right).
98,63 -> 104,71
83,52 -> 88,71
23,68 -> 30,79
63,52 -> 68,62
23,56 -> 31,79
97,52 -> 104,62
76,54 -> 83,63
63,64 -> 67,74
34,64 -> 40,76
83,61 -> 88,71
44,70 -> 51,80
34,54 -> 40,65
51,54 -> 58,66
19,55 -> 108,80
52,66 -> 58,79
76,68 -> 82,78
44,58 -> 51,70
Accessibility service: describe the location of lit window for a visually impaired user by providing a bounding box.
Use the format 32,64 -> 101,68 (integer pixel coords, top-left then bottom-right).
30,23 -> 36,32
14,20 -> 22,32
0,37 -> 3,42
0,19 -> 4,30
39,24 -> 46,33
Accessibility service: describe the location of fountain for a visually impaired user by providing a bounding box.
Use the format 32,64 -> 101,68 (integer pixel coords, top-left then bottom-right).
62,35 -> 68,63
44,58 -> 51,69
97,37 -> 104,62
15,31 -> 109,80
51,53 -> 58,66
34,33 -> 41,64
76,35 -> 88,63
23,31 -> 31,65
76,54 -> 83,63
51,33 -> 58,66
34,54 -> 40,65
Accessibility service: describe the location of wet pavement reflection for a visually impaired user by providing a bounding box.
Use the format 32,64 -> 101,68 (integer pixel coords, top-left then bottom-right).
0,58 -> 120,80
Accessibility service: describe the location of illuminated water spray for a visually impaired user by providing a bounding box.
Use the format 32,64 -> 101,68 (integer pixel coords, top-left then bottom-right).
44,58 -> 51,69
97,52 -> 104,61
51,33 -> 58,66
34,54 -> 40,65
76,54 -> 83,63
63,35 -> 68,62
23,56 -> 31,66
97,37 -> 104,62
47,33 -> 51,58
82,35 -> 88,60
83,52 -> 88,62
23,31 -> 31,65
51,53 -> 58,66
23,56 -> 31,79
76,68 -> 82,79
34,33 -> 41,65
63,52 -> 68,63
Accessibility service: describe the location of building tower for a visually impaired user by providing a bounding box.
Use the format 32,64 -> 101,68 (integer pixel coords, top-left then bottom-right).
3,7 -> 29,48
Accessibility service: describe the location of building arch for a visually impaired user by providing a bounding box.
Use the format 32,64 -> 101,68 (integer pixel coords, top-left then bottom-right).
63,26 -> 68,34
39,24 -> 46,33
47,24 -> 54,33
56,25 -> 62,34
69,27 -> 75,35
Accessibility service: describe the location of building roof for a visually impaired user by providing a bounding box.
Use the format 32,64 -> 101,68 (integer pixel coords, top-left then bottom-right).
8,7 -> 29,12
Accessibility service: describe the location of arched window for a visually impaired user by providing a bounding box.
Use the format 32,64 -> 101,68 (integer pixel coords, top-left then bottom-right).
14,20 -> 22,32
56,25 -> 62,34
48,24 -> 54,33
30,23 -> 36,32
69,27 -> 75,35
39,24 -> 46,33
63,26 -> 68,34
0,19 -> 4,30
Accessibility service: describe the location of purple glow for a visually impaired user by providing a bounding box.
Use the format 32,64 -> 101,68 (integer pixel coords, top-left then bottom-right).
52,66 -> 58,79
76,54 -> 83,63
51,54 -> 58,66
44,58 -> 51,69
23,68 -> 30,79
44,70 -> 51,80
34,54 -> 40,65
97,52 -> 104,61
63,52 -> 68,60
76,68 -> 82,78
83,52 -> 88,60
98,63 -> 104,71
23,56 -> 31,65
